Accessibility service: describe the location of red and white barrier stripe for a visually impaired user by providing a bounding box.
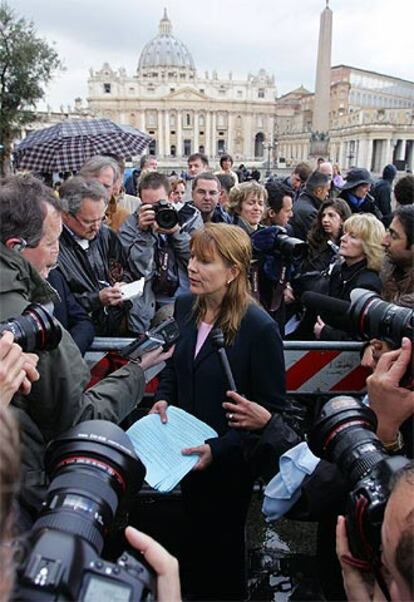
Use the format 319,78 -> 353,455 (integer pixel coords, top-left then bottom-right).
285,349 -> 370,394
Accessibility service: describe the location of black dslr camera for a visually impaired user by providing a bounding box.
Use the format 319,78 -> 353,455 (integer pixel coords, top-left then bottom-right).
16,420 -> 154,601
153,200 -> 179,230
0,303 -> 62,352
251,225 -> 308,262
120,317 -> 180,360
309,396 -> 408,567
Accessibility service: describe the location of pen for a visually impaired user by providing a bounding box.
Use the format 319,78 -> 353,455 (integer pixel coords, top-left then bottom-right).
98,280 -> 110,287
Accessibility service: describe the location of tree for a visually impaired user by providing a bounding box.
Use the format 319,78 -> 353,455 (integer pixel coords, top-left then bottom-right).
0,2 -> 62,174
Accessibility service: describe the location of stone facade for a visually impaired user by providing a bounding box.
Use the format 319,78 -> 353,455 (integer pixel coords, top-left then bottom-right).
87,10 -> 277,166
276,65 -> 414,172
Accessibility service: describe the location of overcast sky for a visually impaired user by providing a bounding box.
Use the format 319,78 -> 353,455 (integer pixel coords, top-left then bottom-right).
10,0 -> 414,111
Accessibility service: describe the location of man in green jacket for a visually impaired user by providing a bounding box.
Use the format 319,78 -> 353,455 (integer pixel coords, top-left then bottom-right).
0,174 -> 170,527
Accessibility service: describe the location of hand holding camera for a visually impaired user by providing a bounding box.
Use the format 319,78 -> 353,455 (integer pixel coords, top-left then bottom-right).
138,201 -> 179,234
0,331 -> 40,406
367,337 -> 414,445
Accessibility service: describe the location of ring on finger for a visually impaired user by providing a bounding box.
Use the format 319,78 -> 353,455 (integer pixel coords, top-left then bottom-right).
229,413 -> 234,420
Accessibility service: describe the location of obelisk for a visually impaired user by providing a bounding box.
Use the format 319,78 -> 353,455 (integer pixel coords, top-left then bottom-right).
311,1 -> 332,156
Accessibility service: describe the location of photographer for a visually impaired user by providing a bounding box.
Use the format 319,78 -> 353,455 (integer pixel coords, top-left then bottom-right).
0,332 -> 39,407
0,406 -> 181,602
0,174 -> 172,526
119,171 -> 203,334
336,461 -> 414,602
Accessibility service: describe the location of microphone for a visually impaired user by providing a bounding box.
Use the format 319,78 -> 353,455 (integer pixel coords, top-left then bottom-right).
210,327 -> 238,392
301,292 -> 355,333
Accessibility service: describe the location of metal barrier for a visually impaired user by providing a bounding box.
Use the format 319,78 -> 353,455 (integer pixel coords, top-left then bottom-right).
86,338 -> 369,395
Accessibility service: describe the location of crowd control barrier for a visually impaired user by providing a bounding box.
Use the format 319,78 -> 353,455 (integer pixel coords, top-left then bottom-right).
86,338 -> 369,396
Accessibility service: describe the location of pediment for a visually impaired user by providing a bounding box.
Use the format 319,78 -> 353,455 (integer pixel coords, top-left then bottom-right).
166,87 -> 208,101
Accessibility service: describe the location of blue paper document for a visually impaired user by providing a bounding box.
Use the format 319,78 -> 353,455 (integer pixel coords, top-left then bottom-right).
126,406 -> 217,493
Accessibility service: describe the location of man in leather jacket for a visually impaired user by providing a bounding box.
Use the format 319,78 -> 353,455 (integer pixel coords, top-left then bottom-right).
58,176 -> 136,336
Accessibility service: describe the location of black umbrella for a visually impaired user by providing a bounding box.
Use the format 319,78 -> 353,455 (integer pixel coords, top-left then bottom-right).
13,118 -> 153,173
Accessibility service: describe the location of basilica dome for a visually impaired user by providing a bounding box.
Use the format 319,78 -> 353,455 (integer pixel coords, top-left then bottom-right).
137,9 -> 195,73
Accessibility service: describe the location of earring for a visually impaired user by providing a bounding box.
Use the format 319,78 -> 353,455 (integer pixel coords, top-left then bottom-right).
227,280 -> 232,286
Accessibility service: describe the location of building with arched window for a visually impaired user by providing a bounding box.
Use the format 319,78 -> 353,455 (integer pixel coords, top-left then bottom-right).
87,10 -> 277,165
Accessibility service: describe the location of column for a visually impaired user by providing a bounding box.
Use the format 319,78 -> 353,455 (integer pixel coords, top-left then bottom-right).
164,111 -> 170,157
381,138 -> 392,168
139,111 -> 145,131
407,141 -> 414,172
205,111 -> 212,157
157,110 -> 164,157
244,113 -> 252,160
176,111 -> 183,158
211,111 -> 217,159
227,112 -> 232,153
193,111 -> 199,154
397,139 -> 407,161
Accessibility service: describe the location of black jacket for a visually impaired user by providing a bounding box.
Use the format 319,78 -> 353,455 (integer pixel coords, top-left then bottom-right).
58,224 -> 133,335
47,268 -> 95,355
290,190 -> 322,241
321,259 -> 382,340
338,190 -> 382,220
155,293 -> 286,461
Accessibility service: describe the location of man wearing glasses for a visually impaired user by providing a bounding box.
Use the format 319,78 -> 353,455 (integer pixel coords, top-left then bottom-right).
188,172 -> 232,224
58,176 -> 134,336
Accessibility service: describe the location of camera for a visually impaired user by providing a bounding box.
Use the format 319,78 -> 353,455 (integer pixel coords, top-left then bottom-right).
0,302 -> 62,352
16,420 -> 154,601
349,288 -> 413,349
120,317 -> 180,360
309,395 -> 408,565
252,225 -> 308,261
153,200 -> 179,230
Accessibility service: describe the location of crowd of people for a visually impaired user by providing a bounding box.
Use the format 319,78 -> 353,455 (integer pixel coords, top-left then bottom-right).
0,149 -> 413,601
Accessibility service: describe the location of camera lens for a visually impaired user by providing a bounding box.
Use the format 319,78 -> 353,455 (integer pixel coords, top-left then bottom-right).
33,420 -> 146,554
0,303 -> 62,352
273,233 -> 308,260
154,200 -> 179,229
349,288 -> 413,347
309,396 -> 388,486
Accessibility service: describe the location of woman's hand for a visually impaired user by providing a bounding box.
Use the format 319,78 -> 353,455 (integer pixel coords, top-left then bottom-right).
313,315 -> 326,339
125,527 -> 181,602
149,400 -> 169,424
182,443 -> 213,471
222,391 -> 271,430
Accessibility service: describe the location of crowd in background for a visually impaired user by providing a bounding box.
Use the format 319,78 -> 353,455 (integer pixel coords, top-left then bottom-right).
0,148 -> 413,602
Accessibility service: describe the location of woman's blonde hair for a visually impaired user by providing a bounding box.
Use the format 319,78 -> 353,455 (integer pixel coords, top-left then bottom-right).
190,223 -> 255,344
343,213 -> 386,272
227,181 -> 268,216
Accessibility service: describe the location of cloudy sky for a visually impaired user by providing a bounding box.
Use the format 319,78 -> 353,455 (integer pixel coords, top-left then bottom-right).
10,0 -> 414,111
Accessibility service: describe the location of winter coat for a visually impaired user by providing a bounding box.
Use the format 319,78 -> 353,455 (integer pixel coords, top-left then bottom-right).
0,243 -> 145,522
119,202 -> 203,333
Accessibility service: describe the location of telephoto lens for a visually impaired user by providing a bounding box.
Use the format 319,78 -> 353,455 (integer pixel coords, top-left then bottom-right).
308,395 -> 386,486
0,303 -> 62,352
349,288 -> 413,348
16,420 -> 154,601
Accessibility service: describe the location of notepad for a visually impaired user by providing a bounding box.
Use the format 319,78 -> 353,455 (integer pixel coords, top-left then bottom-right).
120,278 -> 145,301
126,407 -> 217,493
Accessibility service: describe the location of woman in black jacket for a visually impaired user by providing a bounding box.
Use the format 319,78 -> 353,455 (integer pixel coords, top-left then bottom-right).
314,213 -> 386,340
150,224 -> 286,600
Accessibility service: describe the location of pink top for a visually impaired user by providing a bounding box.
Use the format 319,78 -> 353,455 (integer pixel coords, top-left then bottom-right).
195,321 -> 213,357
